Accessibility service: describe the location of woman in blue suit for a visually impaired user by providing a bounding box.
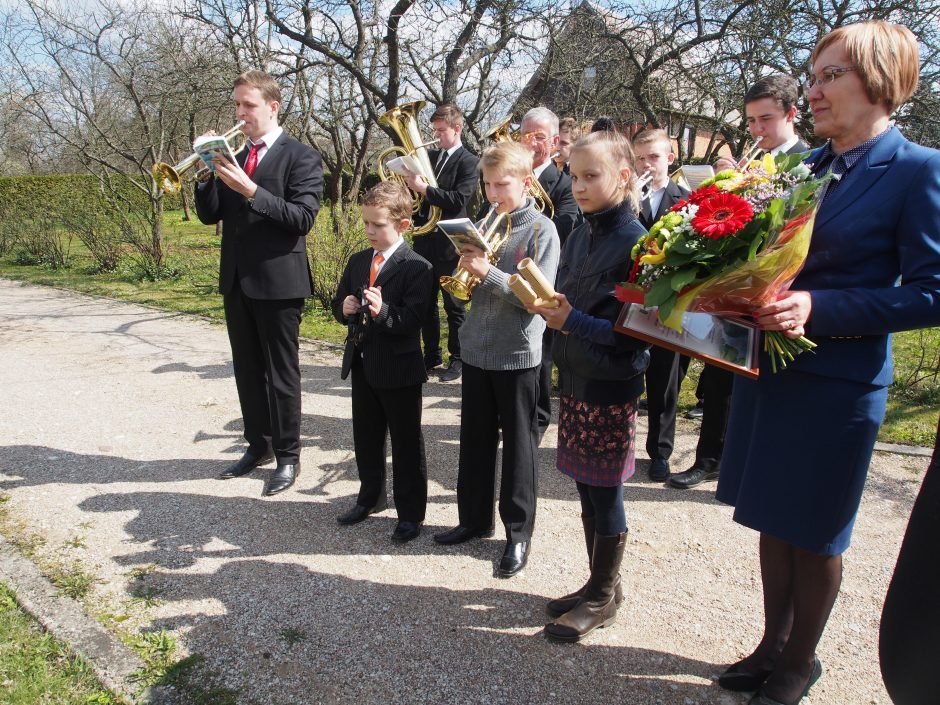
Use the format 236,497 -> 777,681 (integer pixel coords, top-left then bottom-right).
715,21 -> 940,705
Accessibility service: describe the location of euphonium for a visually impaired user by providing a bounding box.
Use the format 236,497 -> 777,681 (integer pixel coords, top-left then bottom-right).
440,207 -> 511,301
377,101 -> 442,236
482,115 -> 554,219
152,121 -> 247,194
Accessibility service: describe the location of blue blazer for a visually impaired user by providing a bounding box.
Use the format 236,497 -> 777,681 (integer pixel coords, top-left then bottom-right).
792,127 -> 940,386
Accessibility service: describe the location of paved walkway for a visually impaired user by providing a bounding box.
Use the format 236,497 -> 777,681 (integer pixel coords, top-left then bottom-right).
0,278 -> 928,704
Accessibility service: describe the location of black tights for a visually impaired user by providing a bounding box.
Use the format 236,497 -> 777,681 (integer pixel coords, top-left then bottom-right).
575,482 -> 626,535
738,533 -> 842,703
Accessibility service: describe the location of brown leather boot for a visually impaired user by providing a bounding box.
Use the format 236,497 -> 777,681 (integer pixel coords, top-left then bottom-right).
546,518 -> 624,618
545,532 -> 627,641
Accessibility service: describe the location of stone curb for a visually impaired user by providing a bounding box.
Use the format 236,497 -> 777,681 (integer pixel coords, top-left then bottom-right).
0,534 -> 162,704
874,441 -> 933,458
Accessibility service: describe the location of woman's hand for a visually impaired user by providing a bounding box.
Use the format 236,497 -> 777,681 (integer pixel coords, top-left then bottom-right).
531,293 -> 572,330
459,245 -> 490,279
754,291 -> 812,339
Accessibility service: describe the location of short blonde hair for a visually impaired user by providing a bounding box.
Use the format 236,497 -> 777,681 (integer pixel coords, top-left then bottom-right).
571,130 -> 640,214
480,142 -> 534,180
632,128 -> 673,154
812,21 -> 920,112
233,70 -> 281,104
362,181 -> 412,222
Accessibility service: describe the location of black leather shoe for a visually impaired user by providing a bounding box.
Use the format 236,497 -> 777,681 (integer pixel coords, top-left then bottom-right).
433,525 -> 495,545
648,458 -> 670,482
440,359 -> 462,382
748,658 -> 822,705
718,659 -> 773,692
218,451 -> 273,480
391,521 -> 422,543
262,463 -> 299,496
669,463 -> 719,489
337,498 -> 388,525
497,541 -> 529,578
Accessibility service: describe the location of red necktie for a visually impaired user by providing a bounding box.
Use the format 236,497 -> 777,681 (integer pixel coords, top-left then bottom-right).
244,141 -> 264,178
369,254 -> 384,286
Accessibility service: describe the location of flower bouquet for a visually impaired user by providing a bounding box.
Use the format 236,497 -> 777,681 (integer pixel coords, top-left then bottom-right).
617,152 -> 831,373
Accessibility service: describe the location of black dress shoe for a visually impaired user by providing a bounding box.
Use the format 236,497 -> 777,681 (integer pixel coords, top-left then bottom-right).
391,521 -> 422,543
717,659 -> 773,692
262,463 -> 299,496
648,458 -> 670,482
669,463 -> 719,489
497,541 -> 529,577
433,525 -> 495,545
748,658 -> 822,705
337,498 -> 387,526
440,359 -> 462,382
218,451 -> 273,480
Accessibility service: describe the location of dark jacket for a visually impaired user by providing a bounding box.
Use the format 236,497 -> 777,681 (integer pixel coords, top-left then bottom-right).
553,200 -> 650,405
331,242 -> 434,389
538,162 -> 580,246
414,145 -> 480,264
194,132 -> 323,299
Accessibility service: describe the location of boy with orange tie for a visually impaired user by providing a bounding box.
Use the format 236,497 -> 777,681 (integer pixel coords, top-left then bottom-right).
331,182 -> 434,543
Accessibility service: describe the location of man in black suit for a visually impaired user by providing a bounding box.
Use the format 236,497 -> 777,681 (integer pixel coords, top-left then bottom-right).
404,104 -> 479,382
194,70 -> 322,497
633,128 -> 691,482
519,106 -> 580,438
670,74 -> 810,490
332,182 -> 433,542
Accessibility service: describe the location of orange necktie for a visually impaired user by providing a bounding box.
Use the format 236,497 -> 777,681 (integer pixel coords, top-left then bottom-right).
369,253 -> 384,286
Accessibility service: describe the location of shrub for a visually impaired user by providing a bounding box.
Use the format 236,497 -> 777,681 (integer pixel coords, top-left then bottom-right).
307,203 -> 367,309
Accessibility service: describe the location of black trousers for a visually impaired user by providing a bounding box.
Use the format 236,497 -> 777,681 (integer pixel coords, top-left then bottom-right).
536,329 -> 554,434
350,357 -> 428,522
413,237 -> 465,363
694,363 -> 733,467
457,363 -> 539,542
645,346 -> 691,460
880,417 -> 940,705
223,281 -> 303,463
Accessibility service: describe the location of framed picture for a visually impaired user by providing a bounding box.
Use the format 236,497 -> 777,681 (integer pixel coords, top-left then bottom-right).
615,304 -> 761,378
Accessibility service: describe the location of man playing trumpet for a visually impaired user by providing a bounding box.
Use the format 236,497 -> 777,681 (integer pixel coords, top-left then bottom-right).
404,104 -> 480,382
194,70 -> 323,497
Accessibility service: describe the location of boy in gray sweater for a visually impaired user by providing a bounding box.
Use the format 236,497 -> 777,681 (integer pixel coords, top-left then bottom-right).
434,142 -> 560,578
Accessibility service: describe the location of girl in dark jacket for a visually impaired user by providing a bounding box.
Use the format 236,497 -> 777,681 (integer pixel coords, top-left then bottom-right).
532,130 -> 649,641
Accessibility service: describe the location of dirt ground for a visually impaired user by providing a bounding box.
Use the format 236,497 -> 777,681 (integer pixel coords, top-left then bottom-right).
0,278 -> 928,704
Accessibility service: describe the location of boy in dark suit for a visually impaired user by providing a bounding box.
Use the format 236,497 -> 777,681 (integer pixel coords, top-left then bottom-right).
195,70 -> 323,497
331,182 -> 434,543
632,128 -> 691,482
404,104 -> 480,382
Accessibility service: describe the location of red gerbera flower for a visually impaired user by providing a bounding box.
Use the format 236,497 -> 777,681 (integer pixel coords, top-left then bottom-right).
691,192 -> 753,239
669,199 -> 688,212
688,183 -> 721,204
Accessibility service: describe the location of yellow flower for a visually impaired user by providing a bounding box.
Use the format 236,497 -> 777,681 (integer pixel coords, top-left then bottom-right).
761,152 -> 777,175
641,250 -> 667,265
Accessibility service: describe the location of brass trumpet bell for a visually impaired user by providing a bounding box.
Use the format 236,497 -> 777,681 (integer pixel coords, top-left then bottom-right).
151,121 -> 247,194
440,208 -> 510,301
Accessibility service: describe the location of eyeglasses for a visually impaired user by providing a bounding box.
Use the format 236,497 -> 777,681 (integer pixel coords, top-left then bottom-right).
521,131 -> 551,144
803,65 -> 856,90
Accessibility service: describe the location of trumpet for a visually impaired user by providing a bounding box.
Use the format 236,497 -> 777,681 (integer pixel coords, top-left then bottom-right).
377,101 -> 442,236
440,207 -> 511,301
637,170 -> 654,200
152,121 -> 247,194
736,136 -> 765,170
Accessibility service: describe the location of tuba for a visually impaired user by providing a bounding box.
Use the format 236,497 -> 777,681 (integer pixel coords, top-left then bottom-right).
152,121 -> 247,194
440,207 -> 511,301
377,101 -> 442,236
482,115 -> 554,219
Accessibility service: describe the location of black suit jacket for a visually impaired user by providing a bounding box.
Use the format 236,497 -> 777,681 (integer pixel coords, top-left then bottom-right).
332,243 -> 433,389
640,179 -> 690,230
538,162 -> 579,245
194,132 -> 323,299
786,139 -> 810,156
414,145 -> 480,263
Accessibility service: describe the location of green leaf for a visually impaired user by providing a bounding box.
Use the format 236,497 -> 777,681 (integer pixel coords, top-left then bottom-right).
669,267 -> 700,292
645,276 -> 677,308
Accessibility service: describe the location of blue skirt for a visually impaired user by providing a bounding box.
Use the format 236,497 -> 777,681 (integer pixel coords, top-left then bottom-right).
716,367 -> 888,555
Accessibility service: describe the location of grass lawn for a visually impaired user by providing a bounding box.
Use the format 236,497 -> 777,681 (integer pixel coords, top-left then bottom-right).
0,583 -> 118,705
1,209 -> 937,447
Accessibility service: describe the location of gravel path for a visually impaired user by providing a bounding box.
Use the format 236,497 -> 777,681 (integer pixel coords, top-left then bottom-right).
0,278 -> 928,705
